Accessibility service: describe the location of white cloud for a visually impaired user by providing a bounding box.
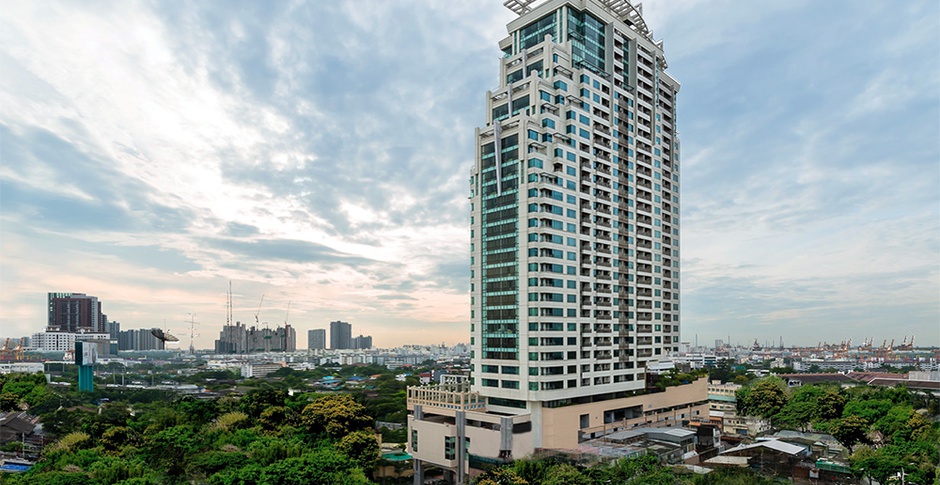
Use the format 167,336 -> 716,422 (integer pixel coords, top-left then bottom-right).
0,0 -> 937,348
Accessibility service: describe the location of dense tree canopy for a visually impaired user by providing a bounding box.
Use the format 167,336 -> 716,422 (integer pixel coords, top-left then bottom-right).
2,366 -> 936,485
0,373 -> 383,485
736,376 -> 788,419
301,393 -> 373,439
733,378 -> 939,484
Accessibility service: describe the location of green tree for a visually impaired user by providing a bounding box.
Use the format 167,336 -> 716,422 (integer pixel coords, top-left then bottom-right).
542,464 -> 590,485
186,450 -> 249,478
830,415 -> 869,453
850,445 -> 903,484
240,389 -> 286,418
584,454 -> 665,484
816,390 -> 846,420
176,396 -> 220,426
40,408 -> 85,437
300,394 -> 372,439
259,406 -> 293,433
1,372 -> 47,405
739,377 -> 788,419
87,455 -> 147,484
10,471 -> 94,485
336,430 -> 380,475
258,447 -> 371,485
632,468 -> 691,484
213,411 -> 250,432
513,458 -> 558,484
47,431 -> 91,453
692,467 -> 784,484
145,425 -> 202,477
101,426 -> 135,452
843,399 -> 893,425
472,467 -> 529,485
872,405 -> 924,443
83,402 -> 131,439
773,399 -> 815,431
0,392 -> 19,411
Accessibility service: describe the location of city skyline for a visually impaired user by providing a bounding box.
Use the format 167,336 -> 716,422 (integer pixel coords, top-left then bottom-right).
1,1 -> 938,349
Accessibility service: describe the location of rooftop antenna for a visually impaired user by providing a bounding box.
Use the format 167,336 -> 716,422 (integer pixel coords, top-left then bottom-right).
186,313 -> 199,355
226,281 -> 233,326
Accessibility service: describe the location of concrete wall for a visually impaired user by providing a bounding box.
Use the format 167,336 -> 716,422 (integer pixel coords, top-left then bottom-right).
408,410 -> 535,469
408,415 -> 457,469
541,377 -> 708,449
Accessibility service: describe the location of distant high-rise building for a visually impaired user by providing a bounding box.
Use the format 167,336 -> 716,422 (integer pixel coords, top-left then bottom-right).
47,292 -> 103,332
330,321 -> 352,350
281,324 -> 297,352
308,329 -> 326,350
215,321 -> 295,353
105,320 -> 121,339
215,321 -> 248,353
352,335 -> 373,350
116,328 -> 164,351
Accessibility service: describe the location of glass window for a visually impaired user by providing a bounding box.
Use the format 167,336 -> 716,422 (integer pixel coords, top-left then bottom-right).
520,13 -> 557,50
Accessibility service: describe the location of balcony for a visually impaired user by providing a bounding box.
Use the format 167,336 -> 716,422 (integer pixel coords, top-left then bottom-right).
407,382 -> 486,413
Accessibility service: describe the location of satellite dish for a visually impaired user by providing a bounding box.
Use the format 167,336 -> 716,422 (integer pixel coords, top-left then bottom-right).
151,328 -> 179,342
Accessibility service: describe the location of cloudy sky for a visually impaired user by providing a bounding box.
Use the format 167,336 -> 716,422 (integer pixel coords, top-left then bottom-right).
1,0 -> 937,350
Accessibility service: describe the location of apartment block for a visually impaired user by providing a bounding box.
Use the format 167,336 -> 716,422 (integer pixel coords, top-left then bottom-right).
409,1 -> 690,482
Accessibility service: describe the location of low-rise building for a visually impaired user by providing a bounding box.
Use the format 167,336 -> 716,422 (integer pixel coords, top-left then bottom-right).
0,362 -> 44,374
30,331 -> 111,354
240,362 -> 284,378
706,381 -> 770,436
407,378 -> 710,484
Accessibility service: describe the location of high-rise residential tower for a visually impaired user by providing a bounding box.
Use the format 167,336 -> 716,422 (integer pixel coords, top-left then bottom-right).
329,320 -> 352,350
470,0 -> 680,412
409,4 -> 697,482
308,329 -> 326,350
47,292 -> 103,332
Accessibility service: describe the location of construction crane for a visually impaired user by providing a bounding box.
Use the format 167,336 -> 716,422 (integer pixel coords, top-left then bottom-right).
255,294 -> 265,327
13,338 -> 25,361
897,335 -> 914,351
254,294 -> 272,352
0,338 -> 10,360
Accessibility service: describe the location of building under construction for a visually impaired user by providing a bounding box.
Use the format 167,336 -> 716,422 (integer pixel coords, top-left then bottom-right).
214,322 -> 296,354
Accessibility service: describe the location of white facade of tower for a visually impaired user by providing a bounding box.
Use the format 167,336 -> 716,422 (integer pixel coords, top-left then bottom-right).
470,0 -> 680,412
408,4 -> 696,482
